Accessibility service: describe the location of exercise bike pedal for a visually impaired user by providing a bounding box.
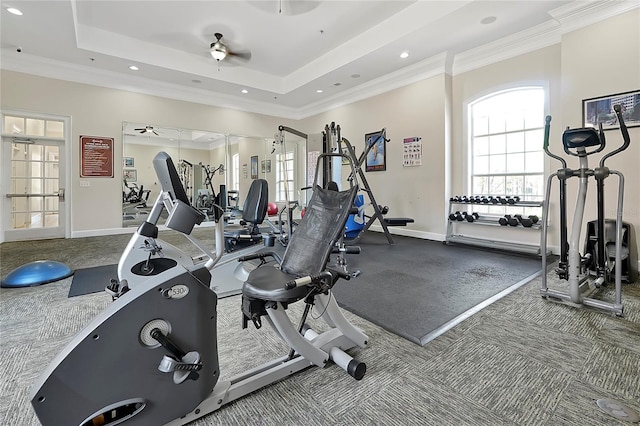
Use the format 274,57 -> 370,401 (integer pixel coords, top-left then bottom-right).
350,270 -> 361,278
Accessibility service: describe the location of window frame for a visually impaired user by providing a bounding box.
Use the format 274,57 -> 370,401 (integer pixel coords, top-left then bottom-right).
466,85 -> 547,217
275,150 -> 295,202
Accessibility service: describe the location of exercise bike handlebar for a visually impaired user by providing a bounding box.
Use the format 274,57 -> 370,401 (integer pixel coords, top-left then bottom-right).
284,269 -> 351,290
600,104 -> 631,168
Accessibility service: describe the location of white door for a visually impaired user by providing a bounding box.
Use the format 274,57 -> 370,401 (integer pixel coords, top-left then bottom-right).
2,113 -> 68,242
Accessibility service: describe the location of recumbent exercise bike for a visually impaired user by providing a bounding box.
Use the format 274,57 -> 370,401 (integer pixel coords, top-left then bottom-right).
30,151 -> 368,426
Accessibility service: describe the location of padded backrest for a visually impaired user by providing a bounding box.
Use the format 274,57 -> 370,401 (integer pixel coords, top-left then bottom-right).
153,152 -> 191,205
242,179 -> 269,224
153,151 -> 204,234
280,185 -> 358,276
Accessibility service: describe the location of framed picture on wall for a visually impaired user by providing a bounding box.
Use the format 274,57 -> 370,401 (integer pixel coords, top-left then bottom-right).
365,131 -> 385,172
123,157 -> 134,167
251,156 -> 259,179
123,169 -> 137,182
582,89 -> 640,130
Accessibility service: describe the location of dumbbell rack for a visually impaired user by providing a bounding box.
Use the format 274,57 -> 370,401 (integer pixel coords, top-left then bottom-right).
445,198 -> 545,255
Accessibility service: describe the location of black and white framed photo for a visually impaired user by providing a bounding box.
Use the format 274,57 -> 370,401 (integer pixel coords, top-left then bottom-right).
582,90 -> 640,130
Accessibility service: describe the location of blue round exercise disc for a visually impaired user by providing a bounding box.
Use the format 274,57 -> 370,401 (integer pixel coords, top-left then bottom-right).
1,260 -> 73,288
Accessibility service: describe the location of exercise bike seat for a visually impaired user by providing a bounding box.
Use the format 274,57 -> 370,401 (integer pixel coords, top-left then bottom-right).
224,179 -> 268,251
242,184 -> 358,323
243,266 -> 308,303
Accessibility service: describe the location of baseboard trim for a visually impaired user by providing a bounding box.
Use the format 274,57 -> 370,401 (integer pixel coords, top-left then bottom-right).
72,227 -> 136,238
368,225 -> 444,242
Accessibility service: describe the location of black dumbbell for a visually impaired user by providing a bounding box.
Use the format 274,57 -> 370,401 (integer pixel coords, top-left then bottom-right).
514,214 -> 533,227
490,196 -> 499,204
499,214 -> 519,226
506,196 -> 521,204
466,212 -> 480,222
498,196 -> 508,205
449,211 -> 465,221
528,215 -> 539,224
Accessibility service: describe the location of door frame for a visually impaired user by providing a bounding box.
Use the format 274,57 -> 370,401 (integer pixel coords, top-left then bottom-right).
1,109 -> 71,243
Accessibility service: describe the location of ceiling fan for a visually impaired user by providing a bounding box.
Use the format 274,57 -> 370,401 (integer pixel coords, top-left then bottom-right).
134,125 -> 159,136
209,33 -> 251,64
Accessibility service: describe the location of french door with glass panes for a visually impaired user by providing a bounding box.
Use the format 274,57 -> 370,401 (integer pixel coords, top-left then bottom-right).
2,113 -> 68,241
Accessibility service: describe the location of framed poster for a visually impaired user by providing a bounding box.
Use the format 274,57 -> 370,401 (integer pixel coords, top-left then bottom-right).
403,136 -> 422,167
80,135 -> 114,178
365,131 -> 385,172
251,156 -> 259,179
123,169 -> 137,182
582,89 -> 640,130
123,157 -> 134,167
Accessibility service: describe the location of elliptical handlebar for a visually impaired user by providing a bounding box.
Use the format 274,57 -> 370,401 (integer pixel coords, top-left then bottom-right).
542,115 -> 567,168
600,104 -> 632,167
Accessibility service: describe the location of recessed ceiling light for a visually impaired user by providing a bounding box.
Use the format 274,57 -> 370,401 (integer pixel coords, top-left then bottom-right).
316,89 -> 323,93
241,89 -> 248,94
400,51 -> 409,59
333,82 -> 342,86
481,16 -> 497,25
192,79 -> 202,84
350,74 -> 360,79
128,65 -> 139,71
7,7 -> 23,16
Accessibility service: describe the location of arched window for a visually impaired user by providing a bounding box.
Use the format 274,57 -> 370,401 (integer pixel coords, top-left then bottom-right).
468,86 -> 545,215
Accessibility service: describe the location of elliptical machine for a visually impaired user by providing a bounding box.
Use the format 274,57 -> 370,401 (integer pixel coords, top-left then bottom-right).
541,104 -> 631,316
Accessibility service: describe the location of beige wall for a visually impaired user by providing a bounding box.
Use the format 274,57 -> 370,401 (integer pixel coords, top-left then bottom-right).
559,10 -> 640,255
299,75 -> 449,239
1,9 -> 639,252
0,72 -> 293,236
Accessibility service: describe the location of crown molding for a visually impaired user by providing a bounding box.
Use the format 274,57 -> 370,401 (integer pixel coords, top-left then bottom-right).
549,0 -> 640,34
0,52 -> 296,119
453,20 -> 562,76
2,1 -> 638,120
453,0 -> 639,76
296,52 -> 450,119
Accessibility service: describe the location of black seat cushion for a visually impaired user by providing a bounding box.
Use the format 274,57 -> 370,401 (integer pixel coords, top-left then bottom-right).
242,266 -> 310,303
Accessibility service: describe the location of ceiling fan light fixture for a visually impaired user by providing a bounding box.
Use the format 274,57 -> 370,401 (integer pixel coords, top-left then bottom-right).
210,42 -> 227,61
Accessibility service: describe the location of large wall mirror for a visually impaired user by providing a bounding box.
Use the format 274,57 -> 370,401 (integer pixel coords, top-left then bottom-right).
122,122 -> 307,229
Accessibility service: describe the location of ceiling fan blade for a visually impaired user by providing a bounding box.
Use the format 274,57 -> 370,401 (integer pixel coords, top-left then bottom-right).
228,49 -> 251,62
134,128 -> 145,131
152,131 -> 159,136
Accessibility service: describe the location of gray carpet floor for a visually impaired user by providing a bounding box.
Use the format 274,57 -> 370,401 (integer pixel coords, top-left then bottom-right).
1,230 -> 640,425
